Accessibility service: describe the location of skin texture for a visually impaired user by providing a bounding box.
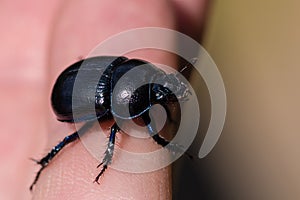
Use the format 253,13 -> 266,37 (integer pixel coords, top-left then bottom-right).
0,0 -> 207,199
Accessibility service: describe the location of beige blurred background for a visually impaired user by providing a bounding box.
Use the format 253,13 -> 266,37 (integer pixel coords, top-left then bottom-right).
174,0 -> 300,199
1,0 -> 299,199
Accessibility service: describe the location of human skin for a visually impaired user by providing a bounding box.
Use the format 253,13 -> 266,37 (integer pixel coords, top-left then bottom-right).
0,0 -> 207,199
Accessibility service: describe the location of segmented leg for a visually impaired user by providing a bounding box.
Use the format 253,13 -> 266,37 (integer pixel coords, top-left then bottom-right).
141,112 -> 192,158
30,121 -> 95,191
93,123 -> 120,184
141,113 -> 170,147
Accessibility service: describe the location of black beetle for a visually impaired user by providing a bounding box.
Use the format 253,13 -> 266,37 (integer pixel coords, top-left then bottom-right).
30,56 -> 190,191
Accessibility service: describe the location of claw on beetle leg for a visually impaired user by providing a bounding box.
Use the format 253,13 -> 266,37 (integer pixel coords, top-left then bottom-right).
94,123 -> 119,184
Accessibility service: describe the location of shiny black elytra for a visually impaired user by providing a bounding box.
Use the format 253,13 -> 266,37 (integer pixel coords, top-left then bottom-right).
30,56 -> 190,191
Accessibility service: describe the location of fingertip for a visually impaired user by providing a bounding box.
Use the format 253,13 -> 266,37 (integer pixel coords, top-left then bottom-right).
31,137 -> 171,200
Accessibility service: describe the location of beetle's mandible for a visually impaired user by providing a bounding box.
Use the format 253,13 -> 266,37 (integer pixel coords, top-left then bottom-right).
30,56 -> 190,191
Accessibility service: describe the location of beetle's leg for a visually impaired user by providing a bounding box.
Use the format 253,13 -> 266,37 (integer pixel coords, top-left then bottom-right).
141,113 -> 191,157
94,123 -> 119,184
30,121 -> 95,191
141,113 -> 169,147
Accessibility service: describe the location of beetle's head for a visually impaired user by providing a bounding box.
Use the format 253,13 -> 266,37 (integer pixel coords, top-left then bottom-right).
155,73 -> 191,102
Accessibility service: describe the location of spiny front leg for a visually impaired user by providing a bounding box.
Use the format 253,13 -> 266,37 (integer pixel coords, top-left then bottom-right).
94,123 -> 120,184
30,121 -> 94,191
142,112 -> 192,158
141,113 -> 169,147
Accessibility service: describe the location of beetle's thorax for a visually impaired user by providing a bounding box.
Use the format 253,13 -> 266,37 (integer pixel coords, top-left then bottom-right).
152,73 -> 190,102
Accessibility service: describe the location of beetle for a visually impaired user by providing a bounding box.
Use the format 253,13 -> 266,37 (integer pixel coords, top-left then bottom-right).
30,56 -> 190,191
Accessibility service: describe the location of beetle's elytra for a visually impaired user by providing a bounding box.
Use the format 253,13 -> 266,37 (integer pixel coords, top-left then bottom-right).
30,56 -> 190,191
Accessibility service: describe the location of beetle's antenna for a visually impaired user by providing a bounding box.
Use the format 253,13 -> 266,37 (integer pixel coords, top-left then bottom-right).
179,57 -> 198,73
190,57 -> 198,65
179,66 -> 188,73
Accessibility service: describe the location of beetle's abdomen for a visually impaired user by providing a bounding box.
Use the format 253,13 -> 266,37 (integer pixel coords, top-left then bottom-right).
51,56 -> 127,122
51,60 -> 84,122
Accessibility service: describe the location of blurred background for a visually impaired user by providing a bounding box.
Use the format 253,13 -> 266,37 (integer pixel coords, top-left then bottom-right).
173,0 -> 300,199
1,0 -> 300,199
